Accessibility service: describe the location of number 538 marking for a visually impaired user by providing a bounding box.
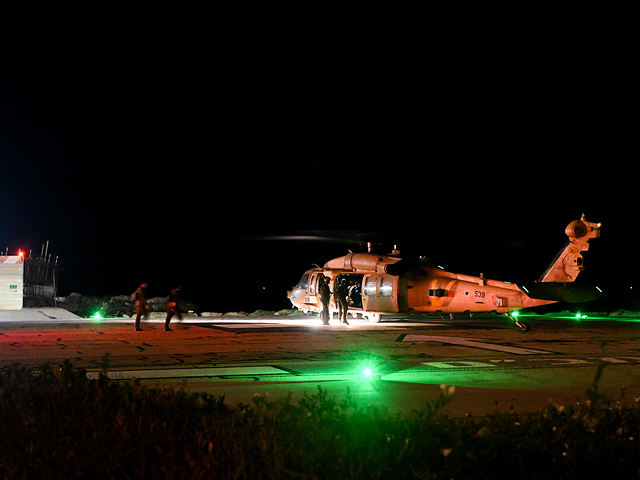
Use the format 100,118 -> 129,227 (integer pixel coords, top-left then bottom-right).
474,291 -> 486,298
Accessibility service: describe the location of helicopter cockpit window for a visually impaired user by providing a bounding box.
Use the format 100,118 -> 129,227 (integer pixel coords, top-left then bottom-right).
297,273 -> 309,290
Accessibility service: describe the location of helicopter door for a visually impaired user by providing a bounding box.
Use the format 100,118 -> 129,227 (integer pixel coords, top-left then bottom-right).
304,272 -> 323,304
299,272 -> 324,305
362,274 -> 399,313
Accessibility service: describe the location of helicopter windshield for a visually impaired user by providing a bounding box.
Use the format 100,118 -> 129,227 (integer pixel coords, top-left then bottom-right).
296,273 -> 309,290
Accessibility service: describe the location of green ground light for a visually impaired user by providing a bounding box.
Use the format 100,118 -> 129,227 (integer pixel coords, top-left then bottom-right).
508,310 -> 640,322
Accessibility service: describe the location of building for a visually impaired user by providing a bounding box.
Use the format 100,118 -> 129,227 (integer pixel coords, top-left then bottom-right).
0,255 -> 24,310
0,253 -> 59,310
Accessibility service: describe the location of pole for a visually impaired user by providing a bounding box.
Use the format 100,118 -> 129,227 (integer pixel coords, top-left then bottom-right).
52,266 -> 57,307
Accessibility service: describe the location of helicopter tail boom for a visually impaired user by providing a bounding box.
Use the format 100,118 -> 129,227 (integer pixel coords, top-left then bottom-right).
538,215 -> 601,283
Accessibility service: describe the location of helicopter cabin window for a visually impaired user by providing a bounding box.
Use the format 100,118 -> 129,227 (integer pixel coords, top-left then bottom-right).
364,278 -> 377,296
380,277 -> 393,296
297,273 -> 309,290
309,274 -> 317,294
428,288 -> 447,298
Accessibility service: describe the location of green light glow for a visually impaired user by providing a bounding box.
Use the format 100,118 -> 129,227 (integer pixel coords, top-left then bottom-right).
512,311 -> 520,318
363,368 -> 372,377
92,312 -> 103,320
500,311 -> 640,322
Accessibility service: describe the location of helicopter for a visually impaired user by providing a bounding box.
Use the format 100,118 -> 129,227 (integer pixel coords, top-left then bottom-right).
288,215 -> 603,332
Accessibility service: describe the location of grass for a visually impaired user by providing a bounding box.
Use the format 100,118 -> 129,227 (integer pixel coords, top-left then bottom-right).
1,359 -> 639,479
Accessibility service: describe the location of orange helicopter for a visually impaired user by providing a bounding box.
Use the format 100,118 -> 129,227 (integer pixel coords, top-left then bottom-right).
288,215 -> 603,332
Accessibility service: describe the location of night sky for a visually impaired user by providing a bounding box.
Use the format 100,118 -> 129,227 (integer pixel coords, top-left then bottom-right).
1,20 -> 633,313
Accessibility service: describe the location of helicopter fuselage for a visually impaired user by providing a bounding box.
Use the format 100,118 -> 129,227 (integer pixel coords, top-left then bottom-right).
288,216 -> 602,329
288,253 -> 553,323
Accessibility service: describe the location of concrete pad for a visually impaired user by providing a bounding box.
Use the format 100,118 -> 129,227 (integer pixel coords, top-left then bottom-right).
0,308 -> 80,321
3,314 -> 640,417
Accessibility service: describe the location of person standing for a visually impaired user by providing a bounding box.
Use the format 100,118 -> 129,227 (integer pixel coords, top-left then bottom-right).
165,286 -> 183,331
133,282 -> 149,331
334,278 -> 349,325
319,276 -> 332,325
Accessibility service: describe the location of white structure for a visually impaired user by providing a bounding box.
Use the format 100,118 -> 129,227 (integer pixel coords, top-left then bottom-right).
0,256 -> 24,310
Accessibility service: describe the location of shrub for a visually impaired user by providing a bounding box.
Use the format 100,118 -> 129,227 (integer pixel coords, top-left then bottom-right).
0,361 -> 639,479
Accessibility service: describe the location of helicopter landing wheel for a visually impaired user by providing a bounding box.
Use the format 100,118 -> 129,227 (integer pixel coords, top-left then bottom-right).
505,313 -> 530,332
366,313 -> 381,323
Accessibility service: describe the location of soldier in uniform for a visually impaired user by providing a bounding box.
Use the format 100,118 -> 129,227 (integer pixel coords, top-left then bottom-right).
319,276 -> 332,325
165,286 -> 182,331
334,278 -> 349,325
133,282 -> 149,331
347,280 -> 362,308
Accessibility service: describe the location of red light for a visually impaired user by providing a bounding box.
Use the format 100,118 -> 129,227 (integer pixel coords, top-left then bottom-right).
17,250 -> 24,258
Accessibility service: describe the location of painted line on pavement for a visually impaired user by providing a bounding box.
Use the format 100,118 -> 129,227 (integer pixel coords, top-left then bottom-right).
86,366 -> 289,380
400,334 -> 554,355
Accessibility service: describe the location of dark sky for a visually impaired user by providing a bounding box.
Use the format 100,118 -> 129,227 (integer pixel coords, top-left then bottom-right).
1,20 -> 633,312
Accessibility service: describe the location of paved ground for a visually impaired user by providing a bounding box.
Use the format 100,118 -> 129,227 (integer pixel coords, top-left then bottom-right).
2,309 -> 640,417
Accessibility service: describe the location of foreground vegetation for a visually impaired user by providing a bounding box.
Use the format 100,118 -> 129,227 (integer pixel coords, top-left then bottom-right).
1,360 -> 639,479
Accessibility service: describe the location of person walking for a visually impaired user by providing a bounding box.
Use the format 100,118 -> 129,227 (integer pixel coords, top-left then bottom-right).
319,276 -> 332,325
133,282 -> 149,331
334,278 -> 349,325
165,286 -> 183,331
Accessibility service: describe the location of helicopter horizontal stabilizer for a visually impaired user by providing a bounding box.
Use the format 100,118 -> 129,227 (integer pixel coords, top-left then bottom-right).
518,282 -> 605,304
